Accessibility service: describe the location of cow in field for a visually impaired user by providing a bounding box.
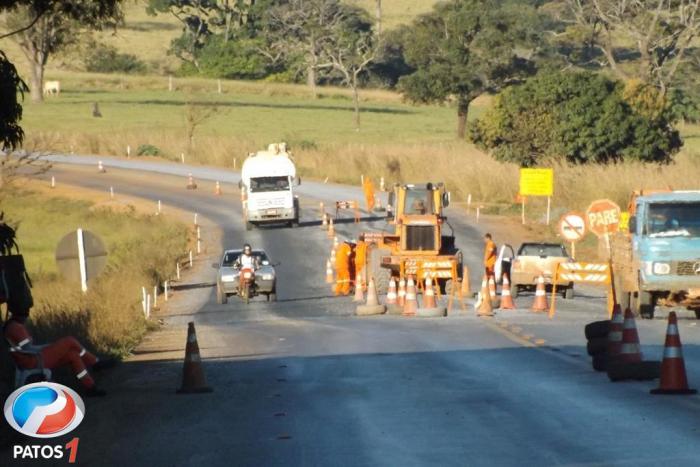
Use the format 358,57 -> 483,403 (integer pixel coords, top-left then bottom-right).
43,80 -> 60,96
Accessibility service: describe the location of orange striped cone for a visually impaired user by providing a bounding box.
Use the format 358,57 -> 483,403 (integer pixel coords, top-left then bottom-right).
397,278 -> 406,306
327,218 -> 335,238
333,236 -> 339,249
321,213 -> 328,230
214,181 -> 222,195
500,274 -> 516,310
531,275 -> 548,312
651,312 -> 696,395
422,277 -> 436,308
488,276 -> 498,306
366,278 -> 381,307
386,278 -> 397,305
403,277 -> 417,316
330,247 -> 336,263
607,304 -> 624,358
186,173 -> 197,190
476,277 -> 494,317
619,308 -> 642,363
325,260 -> 334,284
177,322 -> 213,393
353,273 -> 364,302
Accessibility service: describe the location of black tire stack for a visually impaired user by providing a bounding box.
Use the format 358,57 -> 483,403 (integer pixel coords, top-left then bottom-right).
585,320 -> 610,372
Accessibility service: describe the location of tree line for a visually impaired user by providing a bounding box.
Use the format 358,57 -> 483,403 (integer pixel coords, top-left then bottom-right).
1,0 -> 699,166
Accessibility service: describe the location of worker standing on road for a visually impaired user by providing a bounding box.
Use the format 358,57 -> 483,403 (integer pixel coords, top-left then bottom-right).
4,306 -> 115,396
334,241 -> 355,296
354,235 -> 368,291
483,233 -> 497,280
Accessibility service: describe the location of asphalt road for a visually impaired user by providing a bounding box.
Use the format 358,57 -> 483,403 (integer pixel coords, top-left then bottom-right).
5,157 -> 700,466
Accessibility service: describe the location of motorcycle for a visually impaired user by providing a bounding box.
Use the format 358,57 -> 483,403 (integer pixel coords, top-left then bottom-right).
238,266 -> 255,304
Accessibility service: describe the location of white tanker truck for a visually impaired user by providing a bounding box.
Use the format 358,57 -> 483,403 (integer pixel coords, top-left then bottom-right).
240,143 -> 300,230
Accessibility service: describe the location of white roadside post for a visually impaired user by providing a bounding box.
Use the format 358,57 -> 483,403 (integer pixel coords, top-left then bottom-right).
466,194 -> 472,215
110,186 -> 114,199
146,294 -> 151,319
176,262 -> 181,280
194,213 -> 198,226
164,281 -> 169,301
126,145 -> 131,158
76,228 -> 88,293
197,239 -> 201,254
51,176 -> 56,188
153,286 -> 158,309
476,206 -> 481,224
157,200 -> 162,215
181,153 -> 185,164
141,287 -> 147,315
189,250 -> 193,268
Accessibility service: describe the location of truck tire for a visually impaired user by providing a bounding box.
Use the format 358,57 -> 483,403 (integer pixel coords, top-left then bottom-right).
584,320 -> 610,340
368,246 -> 392,295
592,354 -> 608,372
587,337 -> 608,356
634,290 -> 655,319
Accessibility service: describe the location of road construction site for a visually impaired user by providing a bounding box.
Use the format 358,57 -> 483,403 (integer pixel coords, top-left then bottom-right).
5,156 -> 700,466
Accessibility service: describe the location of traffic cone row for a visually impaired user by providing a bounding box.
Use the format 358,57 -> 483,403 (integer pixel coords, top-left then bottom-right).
619,308 -> 642,363
476,276 -> 494,317
327,218 -> 335,238
356,277 -> 386,316
422,278 -> 436,309
488,277 -> 498,308
353,273 -> 364,302
386,278 -> 397,305
397,278 -> 406,307
325,260 -> 334,284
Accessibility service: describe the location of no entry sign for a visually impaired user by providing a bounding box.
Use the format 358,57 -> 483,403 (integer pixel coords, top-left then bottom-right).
586,199 -> 621,237
558,212 -> 587,242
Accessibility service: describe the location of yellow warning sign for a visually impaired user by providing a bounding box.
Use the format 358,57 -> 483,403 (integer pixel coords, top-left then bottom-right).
519,168 -> 553,197
619,211 -> 630,231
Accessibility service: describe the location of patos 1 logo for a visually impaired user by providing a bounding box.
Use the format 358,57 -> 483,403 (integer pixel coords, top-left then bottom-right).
4,382 -> 85,438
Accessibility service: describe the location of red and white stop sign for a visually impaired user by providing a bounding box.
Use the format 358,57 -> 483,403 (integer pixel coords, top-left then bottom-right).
586,199 -> 621,237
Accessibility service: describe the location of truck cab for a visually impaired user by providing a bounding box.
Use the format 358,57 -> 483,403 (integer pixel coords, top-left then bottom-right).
620,191 -> 700,318
240,143 -> 300,230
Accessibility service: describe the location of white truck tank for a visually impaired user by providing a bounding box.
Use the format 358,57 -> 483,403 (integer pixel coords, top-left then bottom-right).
240,143 -> 300,230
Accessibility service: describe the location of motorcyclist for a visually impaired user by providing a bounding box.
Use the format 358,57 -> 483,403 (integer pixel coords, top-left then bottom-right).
235,243 -> 259,270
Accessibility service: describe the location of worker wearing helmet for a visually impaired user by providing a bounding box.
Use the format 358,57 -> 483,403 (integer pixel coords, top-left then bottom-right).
236,243 -> 259,270
334,241 -> 355,296
483,233 -> 497,279
3,306 -> 114,397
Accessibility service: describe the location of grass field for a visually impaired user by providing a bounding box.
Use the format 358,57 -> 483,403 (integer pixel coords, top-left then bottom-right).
1,189 -> 189,357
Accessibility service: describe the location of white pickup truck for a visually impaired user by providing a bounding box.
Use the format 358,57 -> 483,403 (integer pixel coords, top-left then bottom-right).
240,143 -> 300,230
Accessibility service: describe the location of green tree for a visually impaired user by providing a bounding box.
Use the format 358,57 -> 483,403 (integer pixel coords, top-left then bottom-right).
470,70 -> 682,166
398,0 -> 544,139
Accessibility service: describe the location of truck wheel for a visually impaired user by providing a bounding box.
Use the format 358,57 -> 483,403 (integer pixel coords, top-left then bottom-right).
564,287 -> 574,300
635,290 -> 655,319
368,246 -> 392,295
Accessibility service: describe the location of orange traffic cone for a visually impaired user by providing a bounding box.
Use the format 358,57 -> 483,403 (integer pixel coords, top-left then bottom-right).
214,181 -> 222,195
500,274 -> 516,310
321,213 -> 328,230
177,322 -> 213,394
531,275 -> 548,312
356,277 -> 386,315
619,308 -> 642,363
330,247 -> 336,263
460,265 -> 470,298
403,277 -> 418,316
333,236 -> 339,249
353,273 -> 364,302
325,260 -> 334,284
488,276 -> 498,307
327,218 -> 335,238
651,312 -> 696,395
607,304 -> 624,358
186,173 -> 197,190
386,278 -> 397,306
476,276 -> 494,317
422,277 -> 436,308
397,278 -> 406,307
97,160 -> 106,173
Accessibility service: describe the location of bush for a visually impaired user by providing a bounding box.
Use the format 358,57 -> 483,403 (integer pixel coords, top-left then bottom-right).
136,144 -> 161,156
84,43 -> 147,74
196,36 -> 272,80
470,70 -> 682,166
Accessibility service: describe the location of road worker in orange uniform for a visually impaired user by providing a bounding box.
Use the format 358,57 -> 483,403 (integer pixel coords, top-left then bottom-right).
4,306 -> 114,396
483,233 -> 497,279
354,235 -> 368,291
334,241 -> 355,295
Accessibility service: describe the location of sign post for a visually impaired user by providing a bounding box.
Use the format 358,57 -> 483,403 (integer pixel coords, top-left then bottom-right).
519,168 -> 554,225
